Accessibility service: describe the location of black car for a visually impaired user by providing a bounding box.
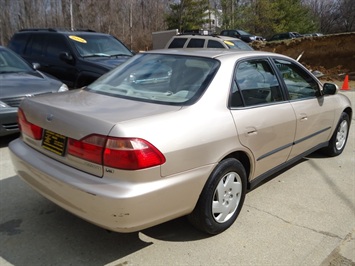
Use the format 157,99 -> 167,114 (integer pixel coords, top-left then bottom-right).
0,46 -> 68,136
269,32 -> 303,42
8,28 -> 133,89
220,29 -> 264,43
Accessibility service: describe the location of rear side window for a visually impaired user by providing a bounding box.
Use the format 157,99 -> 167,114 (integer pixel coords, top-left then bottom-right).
26,34 -> 45,57
168,38 -> 188,48
231,59 -> 283,107
187,38 -> 204,48
8,33 -> 30,54
207,40 -> 225,48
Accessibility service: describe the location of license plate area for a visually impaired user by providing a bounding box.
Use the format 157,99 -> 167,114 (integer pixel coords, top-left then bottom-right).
42,130 -> 67,156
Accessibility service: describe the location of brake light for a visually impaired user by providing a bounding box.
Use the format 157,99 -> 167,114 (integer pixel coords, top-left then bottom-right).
104,138 -> 166,170
18,108 -> 43,140
68,135 -> 165,170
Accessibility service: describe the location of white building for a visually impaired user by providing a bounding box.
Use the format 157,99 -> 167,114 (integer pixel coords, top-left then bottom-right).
203,9 -> 222,33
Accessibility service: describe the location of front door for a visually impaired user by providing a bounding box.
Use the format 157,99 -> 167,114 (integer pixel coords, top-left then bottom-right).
272,58 -> 336,160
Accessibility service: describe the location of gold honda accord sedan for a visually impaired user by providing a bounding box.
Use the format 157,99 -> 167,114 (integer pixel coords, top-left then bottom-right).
9,49 -> 352,235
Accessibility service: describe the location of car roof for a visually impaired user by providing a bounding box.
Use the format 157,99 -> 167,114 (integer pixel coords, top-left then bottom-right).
170,34 -> 245,42
145,48 -> 280,59
16,28 -> 110,36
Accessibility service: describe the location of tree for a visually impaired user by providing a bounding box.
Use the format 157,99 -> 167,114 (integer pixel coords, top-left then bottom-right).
166,0 -> 209,32
0,0 -> 353,49
336,0 -> 355,32
219,0 -> 317,38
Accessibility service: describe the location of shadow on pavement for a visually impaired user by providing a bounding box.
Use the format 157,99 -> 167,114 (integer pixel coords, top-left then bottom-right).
0,174 -> 208,266
0,133 -> 19,148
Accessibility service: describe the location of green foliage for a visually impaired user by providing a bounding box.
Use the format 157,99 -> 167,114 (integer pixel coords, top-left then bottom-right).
169,0 -> 318,38
270,0 -> 317,34
165,0 -> 209,32
231,0 -> 318,37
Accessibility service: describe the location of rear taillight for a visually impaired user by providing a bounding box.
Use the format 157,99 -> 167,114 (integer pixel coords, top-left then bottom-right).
18,108 -> 43,140
68,135 -> 165,170
104,138 -> 166,170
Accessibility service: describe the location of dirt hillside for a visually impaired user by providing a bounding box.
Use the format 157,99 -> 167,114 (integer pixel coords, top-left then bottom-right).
251,32 -> 355,84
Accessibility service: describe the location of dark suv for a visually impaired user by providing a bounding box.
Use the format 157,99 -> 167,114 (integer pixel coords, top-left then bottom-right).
269,32 -> 303,42
220,29 -> 264,43
8,28 -> 133,88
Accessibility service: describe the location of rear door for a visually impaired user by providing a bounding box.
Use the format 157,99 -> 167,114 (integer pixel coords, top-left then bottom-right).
186,38 -> 205,48
230,58 -> 296,179
272,58 -> 336,159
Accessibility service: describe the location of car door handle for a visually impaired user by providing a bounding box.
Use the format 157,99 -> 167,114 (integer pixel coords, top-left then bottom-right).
246,127 -> 257,135
300,113 -> 308,121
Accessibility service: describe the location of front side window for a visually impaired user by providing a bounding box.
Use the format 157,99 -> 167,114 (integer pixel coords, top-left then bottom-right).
273,59 -> 319,100
45,35 -> 69,59
231,58 -> 283,107
87,53 -> 220,105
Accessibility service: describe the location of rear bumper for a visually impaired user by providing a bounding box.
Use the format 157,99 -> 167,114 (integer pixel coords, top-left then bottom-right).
9,138 -> 212,232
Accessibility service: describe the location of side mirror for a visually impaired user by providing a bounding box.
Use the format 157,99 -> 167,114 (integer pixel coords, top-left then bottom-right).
323,83 -> 338,95
59,52 -> 73,62
32,63 -> 40,70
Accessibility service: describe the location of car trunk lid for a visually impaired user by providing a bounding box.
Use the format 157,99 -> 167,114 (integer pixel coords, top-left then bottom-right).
19,89 -> 180,177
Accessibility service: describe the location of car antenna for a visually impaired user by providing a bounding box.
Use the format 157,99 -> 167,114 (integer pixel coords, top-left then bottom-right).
296,51 -> 304,62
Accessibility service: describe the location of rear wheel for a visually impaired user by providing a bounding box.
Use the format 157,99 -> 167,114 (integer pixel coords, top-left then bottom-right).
322,112 -> 350,156
188,158 -> 247,235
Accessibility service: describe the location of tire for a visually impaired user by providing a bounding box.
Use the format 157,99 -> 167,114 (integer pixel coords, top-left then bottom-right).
188,158 -> 247,235
322,112 -> 350,156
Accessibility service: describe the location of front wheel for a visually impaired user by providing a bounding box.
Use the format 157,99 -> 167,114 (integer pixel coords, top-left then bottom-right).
188,158 -> 247,235
321,112 -> 350,156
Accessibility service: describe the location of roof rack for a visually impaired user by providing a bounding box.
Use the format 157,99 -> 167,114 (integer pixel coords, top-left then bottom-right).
179,29 -> 215,36
19,28 -> 96,33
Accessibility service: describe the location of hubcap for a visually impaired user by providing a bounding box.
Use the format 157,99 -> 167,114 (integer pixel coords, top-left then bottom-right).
212,172 -> 242,223
336,120 -> 348,150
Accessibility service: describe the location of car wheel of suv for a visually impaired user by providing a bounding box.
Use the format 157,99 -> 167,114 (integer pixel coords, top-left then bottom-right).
188,158 -> 247,235
322,112 -> 350,156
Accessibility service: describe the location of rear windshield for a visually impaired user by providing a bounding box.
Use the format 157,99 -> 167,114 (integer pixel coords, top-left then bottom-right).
86,53 -> 220,105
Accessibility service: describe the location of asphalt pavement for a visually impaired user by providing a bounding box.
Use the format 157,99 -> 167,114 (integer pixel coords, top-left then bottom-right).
0,90 -> 354,266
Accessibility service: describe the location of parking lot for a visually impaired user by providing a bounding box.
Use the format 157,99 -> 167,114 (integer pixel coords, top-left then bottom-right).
0,90 -> 354,266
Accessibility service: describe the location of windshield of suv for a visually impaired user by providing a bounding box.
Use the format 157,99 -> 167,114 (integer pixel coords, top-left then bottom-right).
69,34 -> 133,57
86,53 -> 220,105
224,40 -> 253,51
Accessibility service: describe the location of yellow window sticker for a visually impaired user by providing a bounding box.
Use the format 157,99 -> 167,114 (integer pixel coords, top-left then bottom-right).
69,35 -> 87,43
224,41 -> 235,46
